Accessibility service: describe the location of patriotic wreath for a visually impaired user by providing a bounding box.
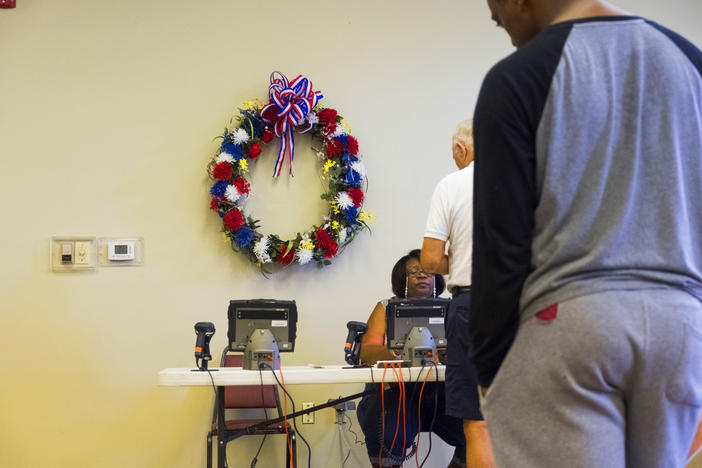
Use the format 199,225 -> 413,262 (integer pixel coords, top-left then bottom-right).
208,72 -> 373,271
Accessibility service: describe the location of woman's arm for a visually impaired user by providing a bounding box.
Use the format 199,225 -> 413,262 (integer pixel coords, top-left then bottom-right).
359,302 -> 396,365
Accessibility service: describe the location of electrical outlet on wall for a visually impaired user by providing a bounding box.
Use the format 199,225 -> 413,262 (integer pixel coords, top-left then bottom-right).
302,402 -> 314,424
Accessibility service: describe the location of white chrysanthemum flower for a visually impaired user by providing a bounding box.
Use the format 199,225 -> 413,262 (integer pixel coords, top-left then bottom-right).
216,152 -> 235,164
297,248 -> 313,265
306,112 -> 319,125
231,128 -> 250,145
332,124 -> 346,137
224,185 -> 240,203
253,236 -> 271,263
350,161 -> 367,179
338,228 -> 348,244
336,192 -> 354,210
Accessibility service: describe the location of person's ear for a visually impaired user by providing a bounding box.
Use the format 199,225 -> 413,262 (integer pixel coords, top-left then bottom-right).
516,0 -> 531,13
455,141 -> 469,164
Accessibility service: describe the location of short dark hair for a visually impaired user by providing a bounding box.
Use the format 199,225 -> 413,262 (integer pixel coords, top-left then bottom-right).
390,249 -> 446,298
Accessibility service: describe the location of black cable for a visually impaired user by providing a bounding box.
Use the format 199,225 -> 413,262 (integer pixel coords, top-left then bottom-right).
261,363 -> 312,468
410,362 -> 427,405
250,366 -> 269,467
342,412 -> 365,446
205,367 -> 225,466
341,449 -> 351,468
419,362 -> 440,468
205,367 -> 218,399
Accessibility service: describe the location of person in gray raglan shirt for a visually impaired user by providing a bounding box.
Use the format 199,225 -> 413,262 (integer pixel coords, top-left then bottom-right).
470,0 -> 702,467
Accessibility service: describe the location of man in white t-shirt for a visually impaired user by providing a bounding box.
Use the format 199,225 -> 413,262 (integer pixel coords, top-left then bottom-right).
421,119 -> 494,468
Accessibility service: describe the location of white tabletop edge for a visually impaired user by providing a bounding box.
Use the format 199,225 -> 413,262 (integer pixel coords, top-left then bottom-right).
159,365 -> 445,387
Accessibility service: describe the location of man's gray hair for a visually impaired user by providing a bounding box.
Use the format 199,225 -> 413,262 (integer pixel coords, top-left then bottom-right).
453,119 -> 473,148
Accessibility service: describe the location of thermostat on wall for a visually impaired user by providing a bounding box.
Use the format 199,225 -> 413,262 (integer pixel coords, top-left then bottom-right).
97,237 -> 144,267
108,241 -> 135,261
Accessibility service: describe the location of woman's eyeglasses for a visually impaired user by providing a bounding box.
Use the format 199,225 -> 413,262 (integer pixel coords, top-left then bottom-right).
406,268 -> 429,278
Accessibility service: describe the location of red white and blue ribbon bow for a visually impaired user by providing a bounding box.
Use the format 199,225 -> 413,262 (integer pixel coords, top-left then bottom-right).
260,71 -> 324,177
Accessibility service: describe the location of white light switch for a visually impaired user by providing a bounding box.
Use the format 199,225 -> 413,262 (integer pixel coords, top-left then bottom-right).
74,241 -> 90,265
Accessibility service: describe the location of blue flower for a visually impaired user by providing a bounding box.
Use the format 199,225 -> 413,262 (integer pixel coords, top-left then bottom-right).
239,110 -> 266,137
345,170 -> 361,187
342,154 -> 358,165
235,226 -> 255,247
336,134 -> 349,146
344,206 -> 359,224
210,181 -> 228,197
221,141 -> 243,159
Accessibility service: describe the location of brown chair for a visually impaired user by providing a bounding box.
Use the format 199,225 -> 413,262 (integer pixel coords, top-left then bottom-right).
206,349 -> 297,468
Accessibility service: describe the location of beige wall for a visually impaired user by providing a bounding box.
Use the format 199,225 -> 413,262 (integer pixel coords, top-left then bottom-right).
1,1 -> 701,467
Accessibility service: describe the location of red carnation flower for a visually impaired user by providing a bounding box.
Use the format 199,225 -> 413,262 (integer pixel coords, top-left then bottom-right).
223,210 -> 244,231
210,197 -> 221,211
348,188 -> 364,207
346,135 -> 359,155
276,247 -> 295,265
262,104 -> 278,122
232,176 -> 250,196
249,142 -> 262,159
315,229 -> 338,258
326,138 -> 343,158
212,161 -> 233,181
318,108 -> 337,126
262,128 -> 275,143
323,121 -> 338,136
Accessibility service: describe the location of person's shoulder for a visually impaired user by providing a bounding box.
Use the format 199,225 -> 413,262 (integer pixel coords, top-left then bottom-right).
484,24 -> 574,86
438,165 -> 473,186
643,19 -> 702,74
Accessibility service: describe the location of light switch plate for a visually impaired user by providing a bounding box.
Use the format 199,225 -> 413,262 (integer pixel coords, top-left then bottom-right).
74,241 -> 91,265
51,237 -> 97,271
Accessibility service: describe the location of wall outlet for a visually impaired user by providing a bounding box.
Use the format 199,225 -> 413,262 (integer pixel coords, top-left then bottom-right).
302,402 -> 314,424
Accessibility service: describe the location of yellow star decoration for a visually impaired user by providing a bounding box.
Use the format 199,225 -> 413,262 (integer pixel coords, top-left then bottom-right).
332,220 -> 339,230
300,241 -> 314,250
331,201 -> 340,215
358,210 -> 376,224
239,159 -> 249,173
323,159 -> 336,177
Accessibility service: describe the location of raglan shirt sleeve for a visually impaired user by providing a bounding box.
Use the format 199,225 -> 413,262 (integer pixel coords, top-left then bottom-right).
470,65 -> 538,387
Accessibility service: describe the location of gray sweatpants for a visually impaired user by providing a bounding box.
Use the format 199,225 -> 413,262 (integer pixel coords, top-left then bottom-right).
482,289 -> 702,468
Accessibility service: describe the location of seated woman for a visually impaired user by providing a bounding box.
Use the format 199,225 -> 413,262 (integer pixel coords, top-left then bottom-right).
356,249 -> 465,468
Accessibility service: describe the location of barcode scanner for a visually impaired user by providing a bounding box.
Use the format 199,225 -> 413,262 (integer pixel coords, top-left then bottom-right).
344,321 -> 368,366
194,322 -> 215,371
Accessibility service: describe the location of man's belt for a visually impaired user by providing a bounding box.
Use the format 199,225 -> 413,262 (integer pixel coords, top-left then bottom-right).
451,286 -> 471,296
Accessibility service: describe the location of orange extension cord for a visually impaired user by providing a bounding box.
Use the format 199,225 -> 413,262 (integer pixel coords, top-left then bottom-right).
415,364 -> 433,468
278,365 -> 294,468
388,364 -> 403,455
379,364 -> 388,468
399,363 -> 407,458
378,363 -> 408,468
